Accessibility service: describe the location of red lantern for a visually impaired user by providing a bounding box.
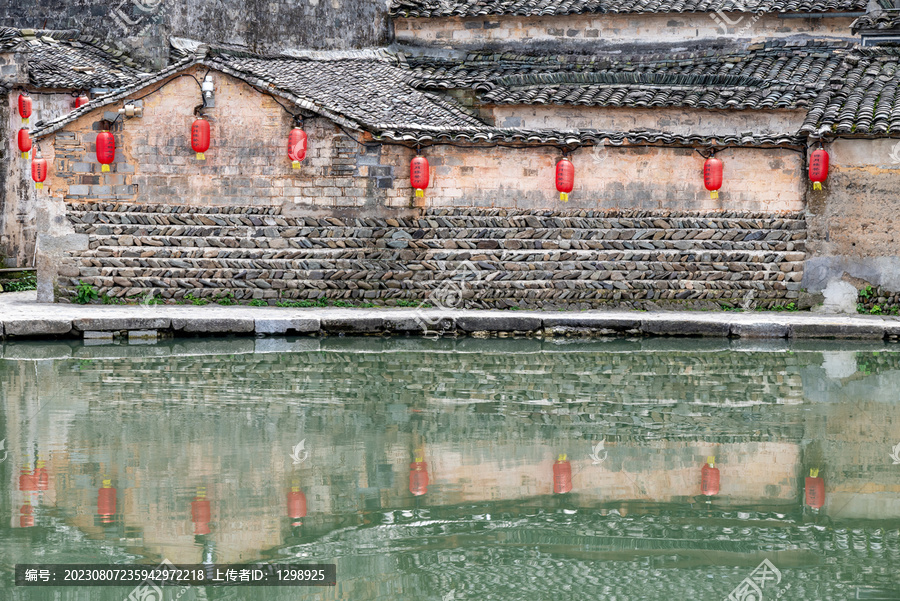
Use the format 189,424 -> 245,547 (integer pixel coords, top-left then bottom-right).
409,459 -> 429,496
553,454 -> 572,494
556,158 -> 574,202
97,479 -> 116,524
410,156 -> 429,197
701,456 -> 720,497
805,469 -> 825,510
287,486 -> 307,526
18,93 -> 32,123
75,94 -> 89,108
96,131 -> 115,172
809,147 -> 829,191
19,467 -> 37,492
191,488 -> 211,535
20,502 -> 35,528
288,128 -> 307,169
703,156 -> 723,199
35,460 -> 48,491
32,155 -> 47,190
191,118 -> 210,160
17,128 -> 31,158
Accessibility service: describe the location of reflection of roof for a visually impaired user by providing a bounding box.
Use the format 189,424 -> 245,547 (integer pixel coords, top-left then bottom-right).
403,41 -> 852,111
0,27 -> 145,90
389,0 -> 867,17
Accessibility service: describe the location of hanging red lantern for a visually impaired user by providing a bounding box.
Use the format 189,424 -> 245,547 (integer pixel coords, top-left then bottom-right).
703,156 -> 723,199
97,479 -> 116,524
17,128 -> 31,158
409,458 -> 429,496
32,154 -> 48,190
553,453 -> 572,494
701,456 -> 720,497
809,147 -> 829,191
20,502 -> 35,528
288,128 -> 307,169
805,468 -> 825,510
18,92 -> 32,123
96,131 -> 115,172
19,467 -> 37,492
287,485 -> 307,526
555,157 -> 574,202
75,94 -> 89,108
35,460 -> 49,491
410,156 -> 429,197
191,488 -> 211,535
191,118 -> 210,161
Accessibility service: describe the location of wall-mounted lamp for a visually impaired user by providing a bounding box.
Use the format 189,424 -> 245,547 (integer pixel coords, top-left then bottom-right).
117,101 -> 143,118
201,75 -> 215,108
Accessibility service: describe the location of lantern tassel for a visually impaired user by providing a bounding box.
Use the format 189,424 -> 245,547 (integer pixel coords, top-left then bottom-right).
813,182 -> 822,190
35,182 -> 43,190
710,190 -> 718,199
196,152 -> 205,160
21,152 -> 27,159
292,160 -> 301,169
101,164 -> 110,172
415,189 -> 424,197
707,455 -> 715,468
810,468 -> 819,478
22,118 -> 28,124
558,453 -> 567,461
559,192 -> 568,202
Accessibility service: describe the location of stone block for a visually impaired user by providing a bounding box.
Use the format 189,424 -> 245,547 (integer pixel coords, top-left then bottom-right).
641,319 -> 730,337
73,317 -> 171,331
542,315 -> 640,330
790,322 -> 885,339
730,322 -> 790,338
321,315 -> 383,332
454,314 -> 542,332
5,319 -> 73,337
128,330 -> 158,340
255,317 -> 320,334
84,331 -> 114,341
171,317 -> 255,333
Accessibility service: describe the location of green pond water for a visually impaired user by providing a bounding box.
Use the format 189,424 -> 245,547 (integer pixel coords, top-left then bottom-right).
1,336 -> 900,600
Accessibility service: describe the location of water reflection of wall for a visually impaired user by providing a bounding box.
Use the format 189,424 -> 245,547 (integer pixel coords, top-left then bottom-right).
3,339 -> 900,565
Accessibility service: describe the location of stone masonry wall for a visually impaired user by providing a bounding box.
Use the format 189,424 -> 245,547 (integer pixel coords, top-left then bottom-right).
803,139 -> 900,293
55,203 -> 806,309
394,14 -> 856,50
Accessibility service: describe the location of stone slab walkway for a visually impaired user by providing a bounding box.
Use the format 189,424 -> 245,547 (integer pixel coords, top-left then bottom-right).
1,291 -> 899,340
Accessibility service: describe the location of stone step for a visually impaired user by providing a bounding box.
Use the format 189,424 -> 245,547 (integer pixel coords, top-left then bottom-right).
84,235 -> 805,252
71,246 -> 805,262
72,223 -> 807,243
62,275 -> 802,292
67,209 -> 807,231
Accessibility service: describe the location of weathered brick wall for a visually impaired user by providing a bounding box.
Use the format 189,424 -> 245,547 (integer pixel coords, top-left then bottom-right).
394,13 -> 856,49
43,67 -> 411,216
804,139 -> 900,292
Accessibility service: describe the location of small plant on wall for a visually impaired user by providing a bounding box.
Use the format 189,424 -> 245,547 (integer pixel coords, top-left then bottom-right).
74,281 -> 98,304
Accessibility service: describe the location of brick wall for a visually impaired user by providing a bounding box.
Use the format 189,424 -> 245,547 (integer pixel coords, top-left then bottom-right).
394,13 -> 856,49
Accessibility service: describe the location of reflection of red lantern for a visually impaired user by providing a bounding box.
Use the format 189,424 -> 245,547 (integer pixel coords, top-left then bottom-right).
20,502 -> 35,528
701,456 -> 719,497
555,158 -> 574,202
96,131 -> 115,172
18,93 -> 32,123
703,156 -> 723,199
805,469 -> 825,510
19,467 -> 36,492
409,459 -> 429,496
809,148 -> 829,190
17,128 -> 31,158
288,128 -> 307,168
191,488 -> 211,535
288,486 -> 307,526
553,454 -> 572,494
191,118 -> 210,160
35,460 -> 48,491
32,155 -> 48,190
98,479 -> 116,524
410,156 -> 429,197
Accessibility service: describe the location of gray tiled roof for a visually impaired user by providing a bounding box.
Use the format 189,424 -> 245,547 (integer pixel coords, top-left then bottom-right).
404,41 -> 852,111
389,0 -> 867,17
801,46 -> 900,136
0,27 -> 145,90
